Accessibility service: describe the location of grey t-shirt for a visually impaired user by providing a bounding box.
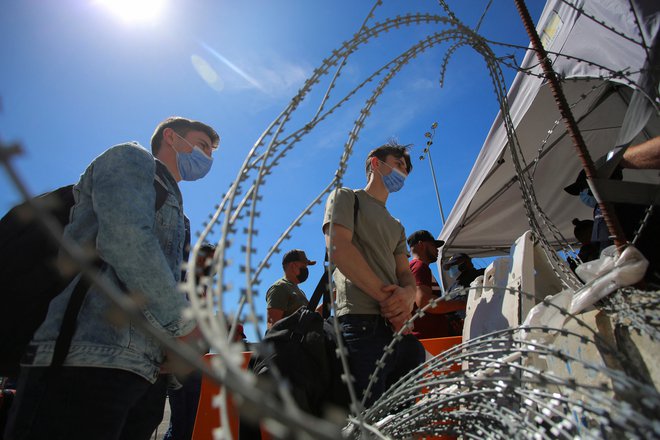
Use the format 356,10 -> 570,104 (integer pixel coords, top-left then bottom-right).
323,188 -> 407,316
266,277 -> 309,318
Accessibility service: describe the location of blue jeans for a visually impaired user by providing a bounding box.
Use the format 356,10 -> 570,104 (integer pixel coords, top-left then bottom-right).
4,366 -> 166,440
339,314 -> 425,408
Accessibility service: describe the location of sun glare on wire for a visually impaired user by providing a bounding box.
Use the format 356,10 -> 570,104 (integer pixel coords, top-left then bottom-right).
95,0 -> 166,23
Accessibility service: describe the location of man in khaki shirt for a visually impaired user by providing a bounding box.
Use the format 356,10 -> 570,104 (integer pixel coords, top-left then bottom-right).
323,141 -> 424,408
265,249 -> 316,329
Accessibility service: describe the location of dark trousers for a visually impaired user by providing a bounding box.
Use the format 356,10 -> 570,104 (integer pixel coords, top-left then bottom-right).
163,371 -> 202,440
4,366 -> 167,440
339,314 -> 425,408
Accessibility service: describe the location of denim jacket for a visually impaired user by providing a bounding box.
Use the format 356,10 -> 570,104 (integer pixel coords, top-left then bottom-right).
24,142 -> 195,383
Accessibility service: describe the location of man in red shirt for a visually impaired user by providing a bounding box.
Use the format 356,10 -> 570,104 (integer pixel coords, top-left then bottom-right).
407,230 -> 466,339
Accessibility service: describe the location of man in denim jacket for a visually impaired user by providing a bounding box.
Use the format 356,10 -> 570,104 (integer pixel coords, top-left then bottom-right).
5,117 -> 219,440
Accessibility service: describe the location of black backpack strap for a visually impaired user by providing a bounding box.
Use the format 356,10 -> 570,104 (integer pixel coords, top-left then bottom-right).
180,216 -> 191,281
49,161 -> 173,369
308,265 -> 328,313
183,216 -> 191,261
50,265 -> 99,369
310,191 -> 360,315
153,161 -> 170,212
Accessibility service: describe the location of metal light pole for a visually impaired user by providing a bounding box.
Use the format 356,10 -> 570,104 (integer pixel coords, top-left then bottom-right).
421,122 -> 446,226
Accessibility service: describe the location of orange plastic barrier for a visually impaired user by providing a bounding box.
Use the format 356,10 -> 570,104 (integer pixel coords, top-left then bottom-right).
191,352 -> 252,440
419,336 -> 462,440
420,336 -> 462,356
420,336 -> 463,382
192,338 -> 462,440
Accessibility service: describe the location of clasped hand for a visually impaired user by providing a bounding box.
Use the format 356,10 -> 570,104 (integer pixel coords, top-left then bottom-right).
379,284 -> 415,334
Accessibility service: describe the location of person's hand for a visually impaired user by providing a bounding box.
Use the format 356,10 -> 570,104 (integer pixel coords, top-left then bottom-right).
380,284 -> 415,317
389,311 -> 413,334
160,326 -> 206,375
380,284 -> 415,334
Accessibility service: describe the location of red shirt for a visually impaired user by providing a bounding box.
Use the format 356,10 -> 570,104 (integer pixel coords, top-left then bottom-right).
409,258 -> 450,339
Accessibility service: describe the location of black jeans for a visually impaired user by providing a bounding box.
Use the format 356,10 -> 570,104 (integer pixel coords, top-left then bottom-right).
4,366 -> 167,440
163,371 -> 202,440
339,314 -> 425,408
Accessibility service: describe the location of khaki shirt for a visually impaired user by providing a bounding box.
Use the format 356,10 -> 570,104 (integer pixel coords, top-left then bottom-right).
323,188 -> 407,316
266,277 -> 309,318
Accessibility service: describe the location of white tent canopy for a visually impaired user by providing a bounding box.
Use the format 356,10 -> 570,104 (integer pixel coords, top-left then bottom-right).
439,0 -> 660,258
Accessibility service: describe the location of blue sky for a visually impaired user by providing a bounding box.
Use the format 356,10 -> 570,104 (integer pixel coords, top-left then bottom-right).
0,0 -> 544,340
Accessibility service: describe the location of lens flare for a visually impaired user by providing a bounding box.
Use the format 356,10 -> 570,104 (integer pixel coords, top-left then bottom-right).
191,55 -> 224,92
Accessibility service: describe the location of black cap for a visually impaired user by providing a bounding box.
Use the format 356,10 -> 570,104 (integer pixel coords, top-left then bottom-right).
407,230 -> 445,248
564,167 -> 624,196
572,217 -> 594,231
443,253 -> 469,269
282,249 -> 316,266
572,218 -> 594,242
564,170 -> 588,196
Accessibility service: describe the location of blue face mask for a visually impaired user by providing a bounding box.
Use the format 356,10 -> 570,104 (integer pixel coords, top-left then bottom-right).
447,265 -> 460,278
377,160 -> 407,193
171,133 -> 214,181
579,188 -> 597,209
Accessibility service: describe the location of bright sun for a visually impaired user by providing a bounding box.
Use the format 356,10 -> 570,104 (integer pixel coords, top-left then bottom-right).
95,0 -> 166,23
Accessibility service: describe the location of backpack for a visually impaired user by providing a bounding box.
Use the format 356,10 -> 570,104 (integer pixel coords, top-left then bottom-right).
252,191 -> 359,416
253,308 -> 349,416
0,163 -> 173,377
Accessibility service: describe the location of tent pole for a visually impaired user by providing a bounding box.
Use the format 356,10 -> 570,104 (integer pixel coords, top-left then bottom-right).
513,0 -> 627,253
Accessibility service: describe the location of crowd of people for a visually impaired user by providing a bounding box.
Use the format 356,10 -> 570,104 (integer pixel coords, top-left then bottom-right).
268,142 -> 480,408
1,123 -> 484,439
3,116 -> 656,440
